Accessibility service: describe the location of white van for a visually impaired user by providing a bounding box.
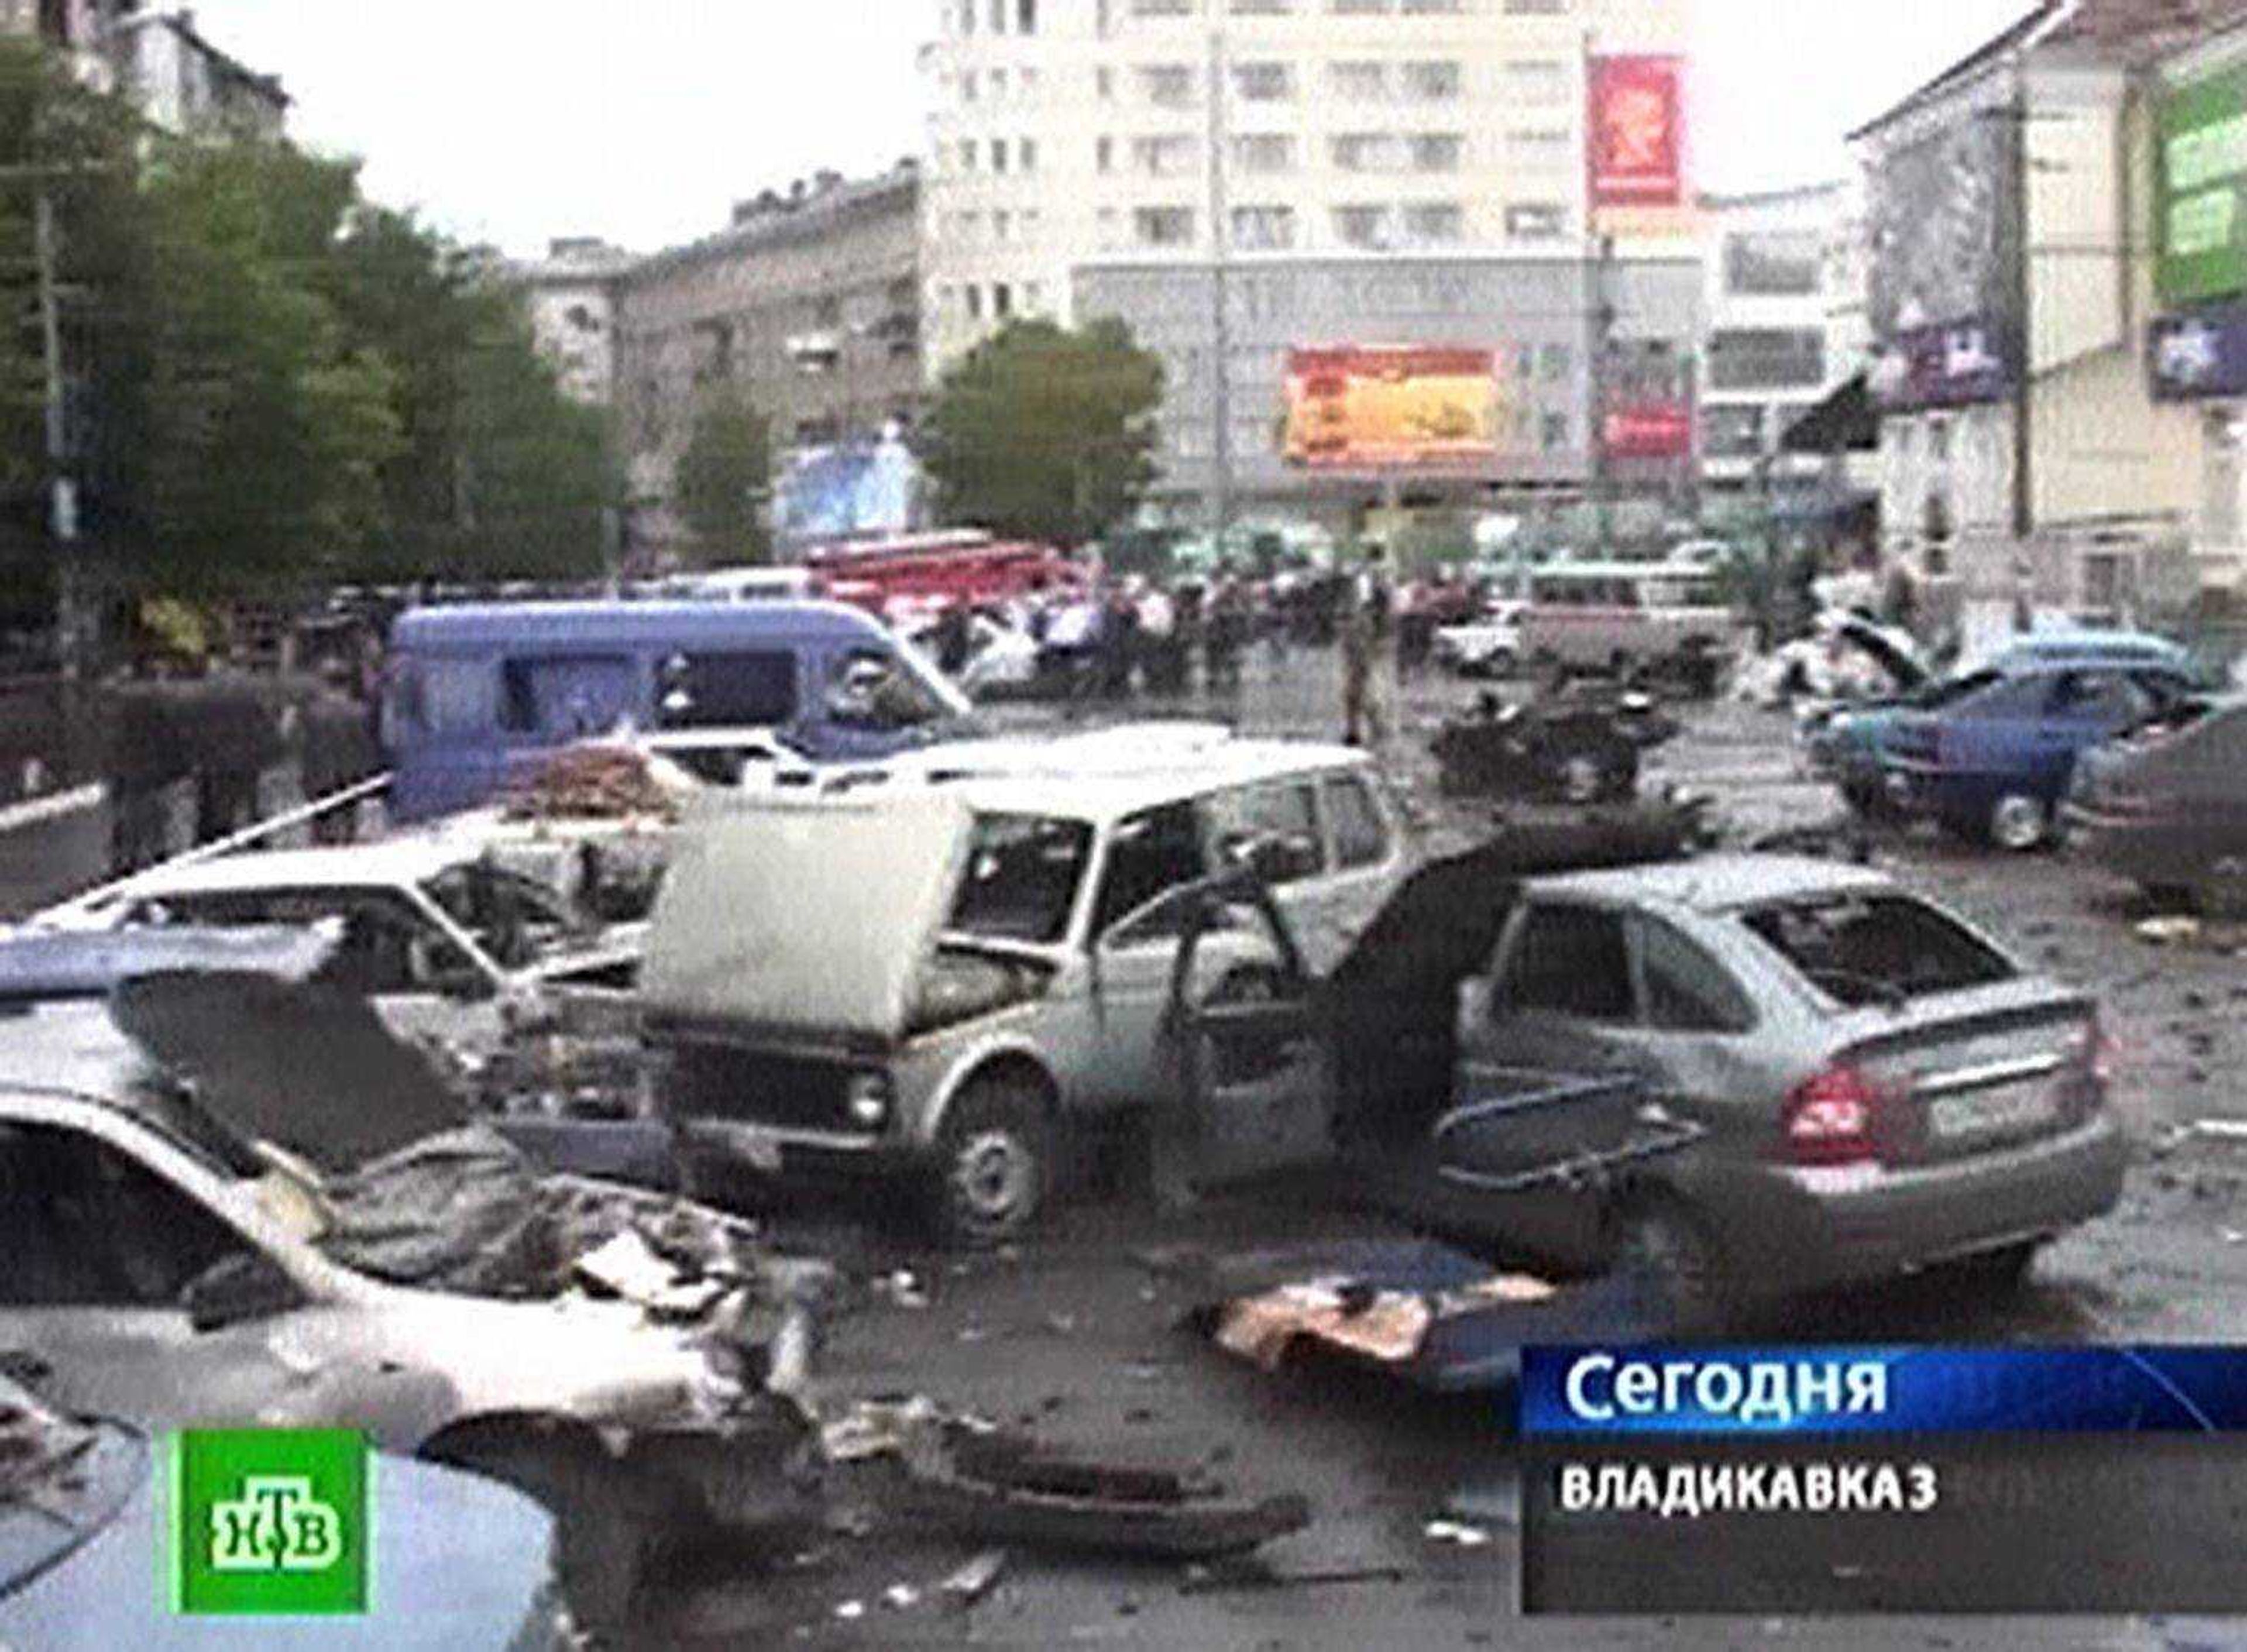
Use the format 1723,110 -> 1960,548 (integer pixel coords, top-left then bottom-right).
1516,561 -> 1743,678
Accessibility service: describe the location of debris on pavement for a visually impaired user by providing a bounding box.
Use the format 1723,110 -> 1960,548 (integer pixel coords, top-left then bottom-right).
1177,1564 -> 1410,1596
941,1550 -> 1009,1608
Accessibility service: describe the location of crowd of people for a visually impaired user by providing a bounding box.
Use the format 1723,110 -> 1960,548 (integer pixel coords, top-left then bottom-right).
917,549 -> 1494,739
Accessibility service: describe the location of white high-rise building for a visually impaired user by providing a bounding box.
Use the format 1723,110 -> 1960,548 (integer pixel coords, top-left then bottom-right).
920,0 -> 1696,376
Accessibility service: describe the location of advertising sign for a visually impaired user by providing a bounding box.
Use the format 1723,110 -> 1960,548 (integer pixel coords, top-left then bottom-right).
1603,404 -> 1694,459
2150,300 -> 2247,400
1866,112 -> 2021,404
2160,64 -> 2247,307
1589,56 -> 1686,209
1282,346 -> 1507,468
1870,317 -> 2016,411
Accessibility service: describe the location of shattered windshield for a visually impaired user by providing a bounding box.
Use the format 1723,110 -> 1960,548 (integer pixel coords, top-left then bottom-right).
421,864 -> 593,970
947,813 -> 1094,946
1741,894 -> 2016,1009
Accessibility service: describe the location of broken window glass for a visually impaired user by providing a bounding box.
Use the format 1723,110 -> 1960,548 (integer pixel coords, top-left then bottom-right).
1503,905 -> 1631,1021
950,813 -> 1094,945
497,654 -> 637,737
1206,782 -> 1324,885
1741,894 -> 2015,1008
1093,803 -> 1211,942
655,648 -> 798,729
0,1122 -> 253,1307
1323,775 -> 1392,870
824,647 -> 947,731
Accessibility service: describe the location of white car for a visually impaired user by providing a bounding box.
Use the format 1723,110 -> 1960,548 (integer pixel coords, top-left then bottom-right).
1435,602 -> 1526,678
35,839 -> 642,1052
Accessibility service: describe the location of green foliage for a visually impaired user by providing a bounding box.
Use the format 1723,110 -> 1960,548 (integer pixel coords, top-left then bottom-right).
922,318 -> 1164,547
673,384 -> 771,565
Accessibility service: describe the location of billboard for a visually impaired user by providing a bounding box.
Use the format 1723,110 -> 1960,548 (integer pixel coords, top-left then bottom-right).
2159,64 -> 2247,308
1603,405 -> 1693,459
1866,109 -> 2022,410
1281,346 -> 1508,469
1589,56 -> 1686,210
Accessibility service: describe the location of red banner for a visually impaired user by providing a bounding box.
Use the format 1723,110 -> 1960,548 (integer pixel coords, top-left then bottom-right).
1589,56 -> 1686,209
1603,404 -> 1693,459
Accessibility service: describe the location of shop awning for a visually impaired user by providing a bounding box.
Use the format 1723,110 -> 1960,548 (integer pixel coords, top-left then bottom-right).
1779,373 -> 1878,456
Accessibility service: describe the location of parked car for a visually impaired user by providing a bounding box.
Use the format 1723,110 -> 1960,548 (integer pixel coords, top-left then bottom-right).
38,840 -> 642,1053
1430,684 -> 1679,805
0,995 -> 819,1629
1805,630 -> 2193,820
1423,854 -> 2122,1315
2064,692 -> 2247,904
382,599 -> 980,822
0,1373 -> 572,1648
1882,659 -> 2199,849
1433,600 -> 1526,678
642,743 -> 1415,1242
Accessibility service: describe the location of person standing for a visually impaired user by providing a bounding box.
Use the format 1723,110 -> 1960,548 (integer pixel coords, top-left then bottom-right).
1339,543 -> 1394,748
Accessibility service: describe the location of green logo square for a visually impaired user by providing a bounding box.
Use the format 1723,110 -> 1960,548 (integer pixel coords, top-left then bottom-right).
169,1429 -> 369,1617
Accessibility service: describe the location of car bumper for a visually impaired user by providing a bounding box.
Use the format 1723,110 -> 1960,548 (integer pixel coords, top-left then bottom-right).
1696,1114 -> 2128,1294
2060,803 -> 2204,885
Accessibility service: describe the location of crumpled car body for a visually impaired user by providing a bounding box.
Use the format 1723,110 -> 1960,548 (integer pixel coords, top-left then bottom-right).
1431,685 -> 1679,805
0,1000 -> 824,1626
2064,692 -> 2247,899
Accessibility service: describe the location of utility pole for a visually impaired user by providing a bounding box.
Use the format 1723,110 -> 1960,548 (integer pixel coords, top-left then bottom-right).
1579,28 -> 1614,555
1205,26 -> 1232,562
35,186 -> 84,678
2007,60 -> 2035,583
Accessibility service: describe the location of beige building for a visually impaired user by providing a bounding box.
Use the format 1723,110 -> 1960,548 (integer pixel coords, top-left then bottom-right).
0,1 -> 288,137
1856,0 -> 2217,644
920,0 -> 1696,375
507,237 -> 636,408
609,164 -> 924,557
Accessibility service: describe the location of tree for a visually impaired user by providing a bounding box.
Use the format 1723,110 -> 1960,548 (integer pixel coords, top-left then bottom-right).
922,317 -> 1164,547
672,384 -> 771,565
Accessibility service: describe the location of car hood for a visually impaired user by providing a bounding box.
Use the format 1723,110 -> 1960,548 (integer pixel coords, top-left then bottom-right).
1827,615 -> 1929,693
642,790 -> 971,1046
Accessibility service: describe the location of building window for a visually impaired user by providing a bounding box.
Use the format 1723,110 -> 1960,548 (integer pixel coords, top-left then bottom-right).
1232,205 -> 1298,250
1332,205 -> 1390,249
1232,133 -> 1296,173
950,211 -> 980,242
991,68 -> 1009,98
1098,66 -> 1114,98
1135,206 -> 1195,246
1329,61 -> 1388,102
1232,61 -> 1294,100
1019,0 -> 1037,30
1410,133 -> 1464,172
993,283 -> 1013,318
1928,416 -> 1952,463
1538,343 -> 1572,381
990,0 -> 1006,30
1403,60 -> 1462,101
1097,135 -> 1115,172
1133,135 -> 1198,176
1132,0 -> 1194,13
1141,64 -> 1196,107
992,209 -> 1012,243
959,139 -> 978,171
1231,0 -> 1294,13
1024,281 -> 1045,314
1400,0 -> 1462,11
1402,202 -> 1463,246
1723,231 -> 1822,297
1329,0 -> 1390,13
961,70 -> 978,102
1705,328 -> 1826,392
1506,202 -> 1566,239
1506,126 -> 1571,156
1703,404 -> 1767,460
1504,0 -> 1569,13
1541,412 -> 1571,451
966,285 -> 984,320
1331,132 -> 1403,172
959,0 -> 975,33
991,138 -> 1009,173
1504,59 -> 1568,104
1019,137 -> 1038,171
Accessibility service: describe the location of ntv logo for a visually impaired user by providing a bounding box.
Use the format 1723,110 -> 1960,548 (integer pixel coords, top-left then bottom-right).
209,1475 -> 345,1573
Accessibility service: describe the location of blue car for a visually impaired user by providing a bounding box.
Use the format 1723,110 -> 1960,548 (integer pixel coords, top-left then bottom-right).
1809,631 -> 2196,821
1883,652 -> 2200,850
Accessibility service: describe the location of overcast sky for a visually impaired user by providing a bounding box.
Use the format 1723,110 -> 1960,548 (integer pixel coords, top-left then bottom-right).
188,1 -> 2034,257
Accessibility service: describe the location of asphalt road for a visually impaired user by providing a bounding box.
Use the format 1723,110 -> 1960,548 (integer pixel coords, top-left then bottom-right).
643,651 -> 2247,1650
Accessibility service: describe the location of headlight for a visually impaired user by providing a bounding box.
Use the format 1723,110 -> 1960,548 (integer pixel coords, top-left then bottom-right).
846,1072 -> 893,1128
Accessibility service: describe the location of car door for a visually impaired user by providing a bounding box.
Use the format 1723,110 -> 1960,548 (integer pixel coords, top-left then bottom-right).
1165,875 -> 1335,1188
1205,777 -> 1363,977
0,1118 -> 314,1434
1083,803 -> 1213,1111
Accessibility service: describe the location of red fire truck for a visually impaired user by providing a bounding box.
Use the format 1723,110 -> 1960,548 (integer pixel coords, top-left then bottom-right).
806,531 -> 1088,624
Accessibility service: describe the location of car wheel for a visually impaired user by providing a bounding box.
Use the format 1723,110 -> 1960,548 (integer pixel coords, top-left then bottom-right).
1612,1197 -> 1730,1336
1559,753 -> 1606,806
927,1077 -> 1053,1248
1599,747 -> 1640,803
1989,792 -> 2049,853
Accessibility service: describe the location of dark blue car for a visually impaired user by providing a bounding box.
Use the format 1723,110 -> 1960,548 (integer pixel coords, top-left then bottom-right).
1884,655 -> 2199,850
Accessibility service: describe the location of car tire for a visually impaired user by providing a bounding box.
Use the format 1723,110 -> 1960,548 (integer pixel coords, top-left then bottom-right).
1989,792 -> 2049,853
927,1077 -> 1054,1248
1599,747 -> 1640,803
1611,1197 -> 1730,1337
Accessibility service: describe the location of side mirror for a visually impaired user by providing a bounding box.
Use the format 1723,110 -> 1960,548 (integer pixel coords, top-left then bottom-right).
183,1253 -> 303,1333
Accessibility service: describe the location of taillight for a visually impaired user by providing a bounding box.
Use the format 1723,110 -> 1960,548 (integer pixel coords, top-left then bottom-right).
1777,1065 -> 1892,1165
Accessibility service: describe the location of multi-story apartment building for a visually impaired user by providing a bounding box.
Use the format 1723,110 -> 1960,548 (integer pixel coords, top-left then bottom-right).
0,2 -> 288,137
922,0 -> 1695,370
605,164 -> 924,558
933,0 -> 1698,530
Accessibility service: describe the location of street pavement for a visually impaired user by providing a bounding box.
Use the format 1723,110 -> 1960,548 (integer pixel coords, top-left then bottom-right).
651,651 -> 2247,1649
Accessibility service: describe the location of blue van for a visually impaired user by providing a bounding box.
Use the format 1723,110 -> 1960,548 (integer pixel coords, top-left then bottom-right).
380,600 -> 978,821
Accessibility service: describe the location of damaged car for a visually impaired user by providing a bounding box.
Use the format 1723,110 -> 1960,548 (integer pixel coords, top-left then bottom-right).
0,988 -> 830,1630
1430,682 -> 1681,805
643,745 -> 1414,1242
2064,692 -> 2247,906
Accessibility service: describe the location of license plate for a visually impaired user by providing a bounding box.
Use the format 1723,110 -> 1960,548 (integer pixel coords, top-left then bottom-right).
1929,1088 -> 2059,1139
